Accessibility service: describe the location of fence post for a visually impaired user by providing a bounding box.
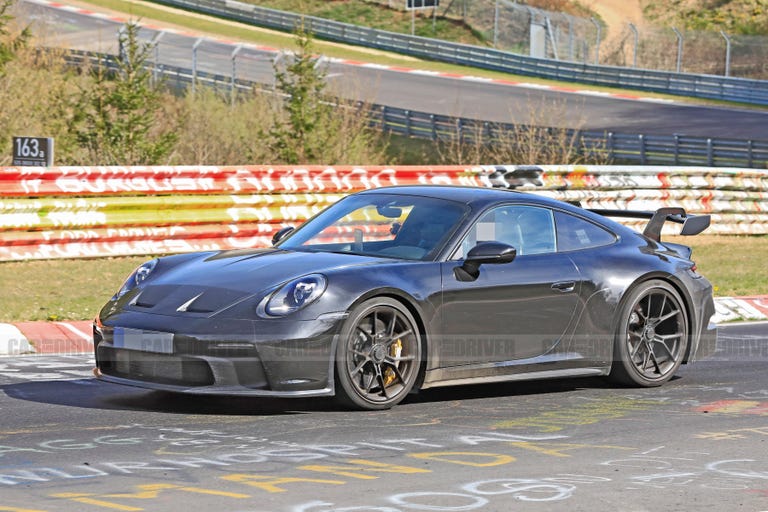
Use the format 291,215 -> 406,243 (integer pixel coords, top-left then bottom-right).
117,26 -> 126,62
607,131 -> 614,160
748,140 -> 754,168
628,23 -> 638,68
192,38 -> 203,95
590,17 -> 601,65
545,17 -> 559,60
672,27 -> 683,73
430,114 -> 437,141
707,138 -> 714,166
674,134 -> 680,165
231,44 -> 243,107
639,134 -> 646,164
405,110 -> 411,136
380,105 -> 388,133
720,30 -> 732,77
151,31 -> 165,87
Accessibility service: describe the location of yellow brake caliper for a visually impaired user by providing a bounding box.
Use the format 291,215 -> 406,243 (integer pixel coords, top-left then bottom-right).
383,339 -> 403,386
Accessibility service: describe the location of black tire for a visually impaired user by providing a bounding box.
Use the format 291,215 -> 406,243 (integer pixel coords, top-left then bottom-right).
335,297 -> 422,410
609,279 -> 689,387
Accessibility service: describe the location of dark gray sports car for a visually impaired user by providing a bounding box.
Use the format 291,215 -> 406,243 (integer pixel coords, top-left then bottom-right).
93,185 -> 717,410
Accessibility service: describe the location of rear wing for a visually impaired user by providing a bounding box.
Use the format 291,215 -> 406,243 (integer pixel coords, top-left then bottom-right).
587,207 -> 711,242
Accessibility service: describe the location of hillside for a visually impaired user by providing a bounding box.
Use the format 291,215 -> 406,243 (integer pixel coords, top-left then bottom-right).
243,0 -> 767,37
643,0 -> 768,34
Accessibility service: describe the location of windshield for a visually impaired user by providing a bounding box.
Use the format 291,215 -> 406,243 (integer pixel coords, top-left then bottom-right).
277,193 -> 468,260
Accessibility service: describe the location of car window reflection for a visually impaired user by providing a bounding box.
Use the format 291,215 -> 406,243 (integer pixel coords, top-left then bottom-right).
278,194 -> 467,261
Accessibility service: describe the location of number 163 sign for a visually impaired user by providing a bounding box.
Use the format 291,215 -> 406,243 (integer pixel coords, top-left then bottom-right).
12,136 -> 54,167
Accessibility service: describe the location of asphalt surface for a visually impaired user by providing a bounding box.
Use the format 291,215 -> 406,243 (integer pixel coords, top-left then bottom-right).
16,0 -> 768,139
0,322 -> 766,511
3,4 -> 767,511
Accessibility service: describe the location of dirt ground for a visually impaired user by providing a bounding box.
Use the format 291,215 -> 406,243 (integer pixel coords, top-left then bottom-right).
581,0 -> 646,41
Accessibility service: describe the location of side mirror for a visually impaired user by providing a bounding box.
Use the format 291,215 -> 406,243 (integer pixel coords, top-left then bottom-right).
455,241 -> 516,282
272,226 -> 295,246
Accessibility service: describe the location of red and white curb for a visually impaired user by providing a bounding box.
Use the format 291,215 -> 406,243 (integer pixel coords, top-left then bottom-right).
0,320 -> 93,356
714,296 -> 768,324
0,296 -> 766,356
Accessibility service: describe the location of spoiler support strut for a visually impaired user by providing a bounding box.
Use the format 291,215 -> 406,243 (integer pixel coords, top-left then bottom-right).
587,207 -> 711,242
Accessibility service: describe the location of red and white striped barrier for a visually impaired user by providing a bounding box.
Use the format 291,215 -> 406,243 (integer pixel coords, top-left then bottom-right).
1,165 -> 767,261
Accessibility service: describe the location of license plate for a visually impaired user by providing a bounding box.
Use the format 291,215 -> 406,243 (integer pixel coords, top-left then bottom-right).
113,327 -> 174,354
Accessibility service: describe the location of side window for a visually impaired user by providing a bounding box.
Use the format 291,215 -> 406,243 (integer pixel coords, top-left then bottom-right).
455,205 -> 556,259
555,211 -> 616,252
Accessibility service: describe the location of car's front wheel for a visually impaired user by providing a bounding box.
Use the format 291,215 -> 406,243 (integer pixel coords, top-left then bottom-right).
335,297 -> 422,410
610,280 -> 688,387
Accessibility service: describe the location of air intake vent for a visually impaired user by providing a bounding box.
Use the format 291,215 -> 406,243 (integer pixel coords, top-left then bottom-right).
131,285 -> 178,308
176,289 -> 249,314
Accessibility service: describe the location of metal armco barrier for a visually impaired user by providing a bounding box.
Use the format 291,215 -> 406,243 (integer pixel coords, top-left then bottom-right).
61,51 -> 768,169
1,165 -> 767,261
152,0 -> 768,106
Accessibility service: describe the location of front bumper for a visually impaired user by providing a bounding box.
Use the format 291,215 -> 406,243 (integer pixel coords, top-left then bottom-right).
93,313 -> 342,397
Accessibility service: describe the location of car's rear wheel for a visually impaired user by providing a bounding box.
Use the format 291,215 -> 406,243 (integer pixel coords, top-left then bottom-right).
335,297 -> 422,410
610,280 -> 688,387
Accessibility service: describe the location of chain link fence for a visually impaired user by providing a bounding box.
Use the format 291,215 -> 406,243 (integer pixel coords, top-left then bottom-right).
604,24 -> 768,78
366,0 -> 768,79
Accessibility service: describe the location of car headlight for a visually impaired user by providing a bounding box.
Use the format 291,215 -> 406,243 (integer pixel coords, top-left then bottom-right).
263,274 -> 327,317
114,259 -> 158,299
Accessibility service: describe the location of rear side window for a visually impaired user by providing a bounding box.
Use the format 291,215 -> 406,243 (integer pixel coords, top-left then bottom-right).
555,211 -> 616,252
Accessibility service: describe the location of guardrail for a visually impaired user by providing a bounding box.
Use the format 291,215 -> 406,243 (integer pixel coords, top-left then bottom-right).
63,51 -> 768,169
153,0 -> 768,106
2,164 -> 766,261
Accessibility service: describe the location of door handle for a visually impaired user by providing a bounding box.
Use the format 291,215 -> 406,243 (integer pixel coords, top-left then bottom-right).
551,281 -> 576,293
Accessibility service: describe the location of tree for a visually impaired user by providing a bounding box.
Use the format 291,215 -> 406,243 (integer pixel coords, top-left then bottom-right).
0,0 -> 30,73
265,21 -> 389,165
69,21 -> 176,165
266,22 -> 332,164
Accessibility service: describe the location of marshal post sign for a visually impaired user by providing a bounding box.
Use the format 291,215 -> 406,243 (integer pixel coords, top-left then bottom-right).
12,136 -> 54,167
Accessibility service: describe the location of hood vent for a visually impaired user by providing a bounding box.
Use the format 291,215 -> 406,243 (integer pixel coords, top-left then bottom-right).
128,285 -> 250,315
175,288 -> 251,314
131,285 -> 178,308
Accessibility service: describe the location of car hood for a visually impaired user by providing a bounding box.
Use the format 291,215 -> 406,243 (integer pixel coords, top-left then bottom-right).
111,248 -> 395,318
169,248 -> 390,288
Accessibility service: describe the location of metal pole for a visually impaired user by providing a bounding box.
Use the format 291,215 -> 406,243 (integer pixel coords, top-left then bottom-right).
590,17 -> 601,65
493,0 -> 499,48
151,31 -> 165,86
545,17 -> 559,60
720,30 -> 732,77
272,52 -> 283,91
628,23 -> 638,68
672,27 -> 683,73
192,38 -> 203,95
231,44 -> 242,107
117,26 -> 126,62
523,6 -> 534,56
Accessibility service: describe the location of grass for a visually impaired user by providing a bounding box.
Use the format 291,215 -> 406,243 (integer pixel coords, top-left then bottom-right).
0,256 -> 148,322
61,0 -> 762,110
670,235 -> 768,298
0,235 -> 765,322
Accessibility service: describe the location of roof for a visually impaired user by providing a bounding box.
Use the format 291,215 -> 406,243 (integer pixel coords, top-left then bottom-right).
357,185 -> 579,211
358,184 -> 525,204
